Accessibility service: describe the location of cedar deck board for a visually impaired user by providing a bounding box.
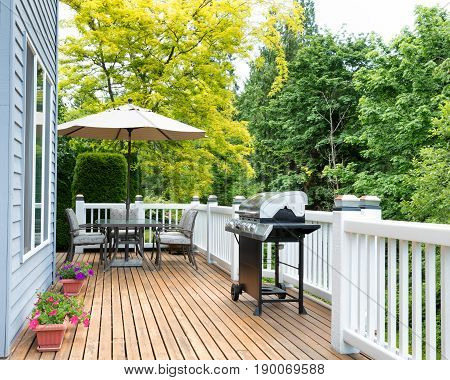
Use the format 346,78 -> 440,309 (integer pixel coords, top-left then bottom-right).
9,251 -> 368,360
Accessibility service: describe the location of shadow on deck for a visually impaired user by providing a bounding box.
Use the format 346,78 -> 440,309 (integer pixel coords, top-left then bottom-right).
9,251 -> 368,360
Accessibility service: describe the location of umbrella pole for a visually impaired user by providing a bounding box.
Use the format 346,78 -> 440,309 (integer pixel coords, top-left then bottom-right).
126,129 -> 132,220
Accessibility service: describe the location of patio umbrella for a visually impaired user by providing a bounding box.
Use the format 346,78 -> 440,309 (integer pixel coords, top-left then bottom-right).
58,99 -> 206,218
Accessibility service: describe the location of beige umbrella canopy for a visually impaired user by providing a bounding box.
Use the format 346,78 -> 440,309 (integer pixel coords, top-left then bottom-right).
58,99 -> 206,217
58,101 -> 206,141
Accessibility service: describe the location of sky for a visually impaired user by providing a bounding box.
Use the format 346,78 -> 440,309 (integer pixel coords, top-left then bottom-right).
59,0 -> 449,85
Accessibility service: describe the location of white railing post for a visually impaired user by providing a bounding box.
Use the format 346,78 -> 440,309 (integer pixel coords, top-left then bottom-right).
230,196 -> 245,281
75,194 -> 86,253
135,195 -> 144,219
207,195 -> 218,264
190,195 -> 200,206
360,196 -> 382,220
331,194 -> 361,354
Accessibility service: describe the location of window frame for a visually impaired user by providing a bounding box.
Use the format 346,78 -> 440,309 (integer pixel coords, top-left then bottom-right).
22,36 -> 54,262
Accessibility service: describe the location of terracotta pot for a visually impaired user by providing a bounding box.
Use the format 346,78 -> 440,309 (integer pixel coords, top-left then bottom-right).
35,321 -> 67,352
59,279 -> 85,296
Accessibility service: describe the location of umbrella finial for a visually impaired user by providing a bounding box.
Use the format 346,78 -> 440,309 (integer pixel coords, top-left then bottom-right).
128,98 -> 133,104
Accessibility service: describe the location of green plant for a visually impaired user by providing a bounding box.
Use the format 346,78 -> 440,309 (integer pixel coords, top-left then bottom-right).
72,152 -> 127,203
28,291 -> 91,328
56,137 -> 77,250
57,262 -> 94,280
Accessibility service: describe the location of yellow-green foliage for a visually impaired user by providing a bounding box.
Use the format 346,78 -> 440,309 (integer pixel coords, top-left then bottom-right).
60,0 -> 303,202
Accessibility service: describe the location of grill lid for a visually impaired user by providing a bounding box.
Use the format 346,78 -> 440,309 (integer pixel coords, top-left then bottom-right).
236,191 -> 308,220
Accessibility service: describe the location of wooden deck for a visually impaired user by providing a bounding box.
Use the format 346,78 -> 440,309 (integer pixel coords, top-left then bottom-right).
9,251 -> 368,360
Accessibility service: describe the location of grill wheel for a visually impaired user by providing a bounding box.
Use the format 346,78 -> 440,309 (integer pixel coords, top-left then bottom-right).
231,284 -> 241,301
277,283 -> 287,299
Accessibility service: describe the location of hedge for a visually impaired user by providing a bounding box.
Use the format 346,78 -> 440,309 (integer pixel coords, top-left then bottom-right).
56,138 -> 77,250
72,152 -> 127,203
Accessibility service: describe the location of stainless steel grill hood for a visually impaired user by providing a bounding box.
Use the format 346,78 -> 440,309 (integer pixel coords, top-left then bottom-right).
236,191 -> 308,220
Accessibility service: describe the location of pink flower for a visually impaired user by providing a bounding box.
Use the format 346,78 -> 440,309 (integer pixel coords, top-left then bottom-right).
49,310 -> 57,316
47,297 -> 54,303
83,318 -> 90,327
34,310 -> 41,318
53,300 -> 59,306
69,315 -> 79,325
29,319 -> 38,330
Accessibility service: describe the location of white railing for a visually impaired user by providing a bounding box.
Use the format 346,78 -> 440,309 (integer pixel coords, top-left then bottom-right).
74,194 -> 331,300
74,193 -> 450,360
331,195 -> 450,360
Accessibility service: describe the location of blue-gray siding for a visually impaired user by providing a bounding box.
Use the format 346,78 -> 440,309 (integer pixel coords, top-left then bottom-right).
0,0 -> 58,357
0,0 -> 13,359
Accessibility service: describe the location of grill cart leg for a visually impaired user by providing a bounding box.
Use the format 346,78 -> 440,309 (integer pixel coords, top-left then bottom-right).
298,237 -> 307,315
274,242 -> 287,299
275,242 -> 279,287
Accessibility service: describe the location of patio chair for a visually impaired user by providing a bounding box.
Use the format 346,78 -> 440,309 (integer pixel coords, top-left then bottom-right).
155,209 -> 199,270
151,209 -> 189,258
65,208 -> 107,262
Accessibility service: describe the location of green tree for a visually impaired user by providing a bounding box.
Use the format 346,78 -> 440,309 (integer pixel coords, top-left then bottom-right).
60,0 -> 304,204
337,6 -> 449,219
402,101 -> 450,223
238,32 -> 376,209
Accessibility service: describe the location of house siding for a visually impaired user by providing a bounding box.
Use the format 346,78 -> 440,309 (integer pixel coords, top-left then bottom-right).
0,0 -> 13,359
0,0 -> 58,357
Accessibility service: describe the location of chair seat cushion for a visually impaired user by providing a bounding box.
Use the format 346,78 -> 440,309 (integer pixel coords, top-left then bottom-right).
74,233 -> 106,245
158,231 -> 190,245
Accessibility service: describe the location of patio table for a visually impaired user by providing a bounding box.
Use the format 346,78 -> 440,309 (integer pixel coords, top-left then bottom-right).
95,218 -> 166,271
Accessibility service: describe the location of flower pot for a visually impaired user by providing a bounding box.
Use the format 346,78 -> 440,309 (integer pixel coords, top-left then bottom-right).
35,322 -> 68,352
59,279 -> 85,296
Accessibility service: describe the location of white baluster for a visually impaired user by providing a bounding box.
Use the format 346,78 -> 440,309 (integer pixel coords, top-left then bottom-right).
387,238 -> 397,352
377,237 -> 386,346
411,241 -> 422,359
425,244 -> 436,360
399,239 -> 409,357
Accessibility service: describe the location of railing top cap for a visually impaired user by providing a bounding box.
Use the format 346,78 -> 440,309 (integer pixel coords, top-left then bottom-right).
359,195 -> 381,208
208,195 -> 218,202
360,195 -> 381,202
335,194 -> 359,201
76,194 -> 84,200
233,195 -> 246,204
334,194 -> 360,210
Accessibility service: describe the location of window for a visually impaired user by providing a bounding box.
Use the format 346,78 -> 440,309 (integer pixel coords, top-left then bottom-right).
23,39 -> 54,260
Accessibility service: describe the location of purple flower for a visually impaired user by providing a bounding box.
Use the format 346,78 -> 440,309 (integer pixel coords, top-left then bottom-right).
87,269 -> 94,276
75,272 -> 85,280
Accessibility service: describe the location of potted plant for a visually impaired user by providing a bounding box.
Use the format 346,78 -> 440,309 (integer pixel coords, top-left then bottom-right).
58,262 -> 94,296
28,291 -> 91,352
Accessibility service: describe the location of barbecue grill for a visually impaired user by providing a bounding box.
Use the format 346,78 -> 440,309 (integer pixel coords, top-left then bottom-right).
225,191 -> 320,316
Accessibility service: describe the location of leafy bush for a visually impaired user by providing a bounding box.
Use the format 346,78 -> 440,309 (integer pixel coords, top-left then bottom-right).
56,137 -> 77,250
72,152 -> 127,203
